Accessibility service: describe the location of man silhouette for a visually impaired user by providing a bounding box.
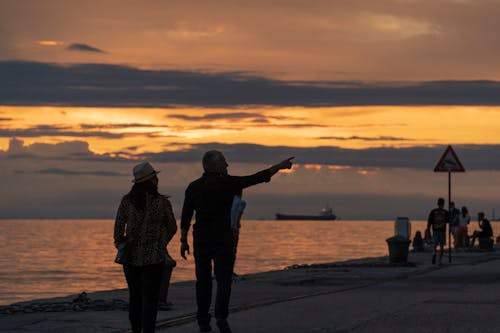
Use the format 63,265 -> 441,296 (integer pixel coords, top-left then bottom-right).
426,198 -> 449,265
180,150 -> 293,333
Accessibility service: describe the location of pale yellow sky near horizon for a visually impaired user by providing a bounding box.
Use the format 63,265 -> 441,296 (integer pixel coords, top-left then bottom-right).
1,106 -> 499,154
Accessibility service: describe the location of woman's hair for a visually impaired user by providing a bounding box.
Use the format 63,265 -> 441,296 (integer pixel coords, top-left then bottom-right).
127,179 -> 159,210
461,206 -> 468,217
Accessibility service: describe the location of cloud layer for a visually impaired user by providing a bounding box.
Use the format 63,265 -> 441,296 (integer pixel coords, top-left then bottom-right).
2,138 -> 500,219
140,142 -> 500,171
2,61 -> 500,107
3,138 -> 500,171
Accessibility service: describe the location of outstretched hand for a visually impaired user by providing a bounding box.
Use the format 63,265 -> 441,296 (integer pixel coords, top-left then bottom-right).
270,157 -> 294,175
278,157 -> 294,170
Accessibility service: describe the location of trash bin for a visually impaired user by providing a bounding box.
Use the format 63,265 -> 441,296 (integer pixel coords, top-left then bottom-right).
386,235 -> 411,263
394,217 -> 411,239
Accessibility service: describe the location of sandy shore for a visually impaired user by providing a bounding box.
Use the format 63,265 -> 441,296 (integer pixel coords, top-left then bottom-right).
1,246 -> 499,333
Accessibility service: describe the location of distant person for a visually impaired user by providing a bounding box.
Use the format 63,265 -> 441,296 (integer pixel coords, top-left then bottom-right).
114,162 -> 177,333
412,231 -> 424,252
426,198 -> 449,265
449,202 -> 460,246
456,206 -> 471,250
470,212 -> 493,247
180,150 -> 293,333
230,189 -> 246,277
424,228 -> 433,248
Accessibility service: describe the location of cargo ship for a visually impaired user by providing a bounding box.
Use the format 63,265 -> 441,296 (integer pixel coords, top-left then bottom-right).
275,207 -> 336,221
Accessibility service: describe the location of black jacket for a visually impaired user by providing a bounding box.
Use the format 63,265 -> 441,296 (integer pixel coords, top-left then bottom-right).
181,169 -> 271,243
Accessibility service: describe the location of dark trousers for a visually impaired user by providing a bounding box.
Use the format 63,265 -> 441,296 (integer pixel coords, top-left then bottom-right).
123,263 -> 164,333
194,241 -> 235,325
471,231 -> 491,247
159,265 -> 173,303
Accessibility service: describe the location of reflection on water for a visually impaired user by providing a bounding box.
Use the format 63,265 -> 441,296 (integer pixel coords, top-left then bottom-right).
0,219 -> 498,305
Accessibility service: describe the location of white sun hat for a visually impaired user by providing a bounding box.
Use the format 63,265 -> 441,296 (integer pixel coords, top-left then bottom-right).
132,162 -> 160,183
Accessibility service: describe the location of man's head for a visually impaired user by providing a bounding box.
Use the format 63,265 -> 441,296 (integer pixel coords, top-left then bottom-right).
450,201 -> 455,208
478,212 -> 485,220
437,198 -> 445,207
202,150 -> 228,174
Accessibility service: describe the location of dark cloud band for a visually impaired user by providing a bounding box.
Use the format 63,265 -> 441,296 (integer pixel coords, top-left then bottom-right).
67,43 -> 104,53
140,143 -> 500,171
16,168 -> 124,176
2,61 -> 500,107
317,135 -> 414,141
3,137 -> 500,171
0,126 -> 124,138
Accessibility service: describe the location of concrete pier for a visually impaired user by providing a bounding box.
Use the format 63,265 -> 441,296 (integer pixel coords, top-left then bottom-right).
1,247 -> 499,333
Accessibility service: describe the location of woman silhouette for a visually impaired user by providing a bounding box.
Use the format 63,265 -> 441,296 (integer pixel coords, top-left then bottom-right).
114,162 -> 177,333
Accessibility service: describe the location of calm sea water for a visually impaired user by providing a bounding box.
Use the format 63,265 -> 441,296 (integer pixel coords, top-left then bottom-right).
0,219 -> 498,306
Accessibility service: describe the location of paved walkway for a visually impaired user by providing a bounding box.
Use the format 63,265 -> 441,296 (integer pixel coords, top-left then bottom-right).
1,247 -> 499,333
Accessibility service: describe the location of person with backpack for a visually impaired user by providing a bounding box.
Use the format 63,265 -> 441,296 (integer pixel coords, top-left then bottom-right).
426,198 -> 449,265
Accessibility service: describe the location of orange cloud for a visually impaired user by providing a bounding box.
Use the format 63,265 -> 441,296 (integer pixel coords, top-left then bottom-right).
37,40 -> 63,46
328,165 -> 351,171
303,164 -> 323,171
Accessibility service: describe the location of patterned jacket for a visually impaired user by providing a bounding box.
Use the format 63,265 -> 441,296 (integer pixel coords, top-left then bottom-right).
114,193 -> 177,266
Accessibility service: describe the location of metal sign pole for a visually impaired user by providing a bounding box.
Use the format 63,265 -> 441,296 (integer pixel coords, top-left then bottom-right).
448,170 -> 452,263
434,145 -> 465,264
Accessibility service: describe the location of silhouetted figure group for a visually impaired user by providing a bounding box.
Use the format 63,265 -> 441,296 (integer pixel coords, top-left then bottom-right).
420,198 -> 495,265
114,158 -> 494,332
114,152 -> 293,333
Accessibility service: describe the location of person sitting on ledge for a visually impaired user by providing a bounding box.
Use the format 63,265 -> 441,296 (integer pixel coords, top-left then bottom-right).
470,212 -> 493,248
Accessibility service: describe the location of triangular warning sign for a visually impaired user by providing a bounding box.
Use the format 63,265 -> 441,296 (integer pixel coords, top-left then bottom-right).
434,145 -> 465,172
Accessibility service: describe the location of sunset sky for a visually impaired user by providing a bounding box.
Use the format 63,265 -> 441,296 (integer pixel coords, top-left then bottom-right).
1,0 -> 500,219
